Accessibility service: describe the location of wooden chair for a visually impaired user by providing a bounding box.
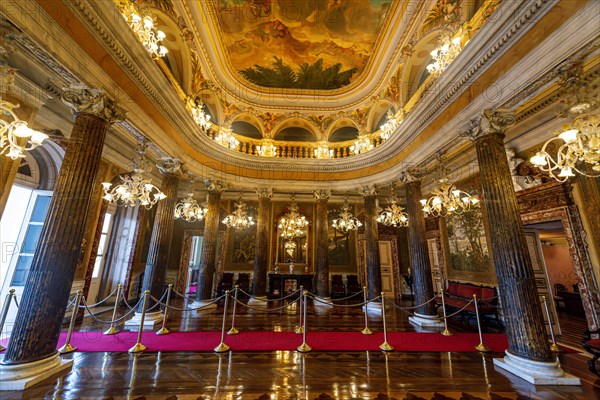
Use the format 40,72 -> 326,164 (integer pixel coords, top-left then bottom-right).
217,272 -> 234,296
583,329 -> 600,375
331,274 -> 345,298
236,273 -> 251,293
346,275 -> 362,295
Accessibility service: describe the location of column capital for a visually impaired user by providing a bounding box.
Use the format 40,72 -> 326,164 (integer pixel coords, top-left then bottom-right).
156,157 -> 182,175
255,188 -> 273,199
61,88 -> 126,123
313,189 -> 331,200
358,186 -> 377,197
204,179 -> 226,193
460,108 -> 515,141
399,167 -> 426,183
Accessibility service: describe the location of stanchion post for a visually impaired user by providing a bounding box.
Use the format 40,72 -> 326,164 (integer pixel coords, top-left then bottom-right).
297,290 -> 311,352
156,284 -> 173,335
379,292 -> 394,352
542,295 -> 560,352
214,290 -> 231,352
128,290 -> 150,354
58,289 -> 83,354
361,286 -> 373,335
228,285 -> 239,335
0,289 -> 16,351
295,286 -> 304,334
104,284 -> 123,335
440,290 -> 453,336
473,294 -> 491,352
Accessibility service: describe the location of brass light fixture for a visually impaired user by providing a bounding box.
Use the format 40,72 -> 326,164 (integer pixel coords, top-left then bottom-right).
174,177 -> 208,222
332,195 -> 362,233
314,140 -> 334,159
222,195 -> 255,230
420,178 -> 479,218
191,101 -> 211,133
278,195 -> 308,240
122,5 -> 168,59
0,99 -> 48,160
350,134 -> 374,155
257,138 -> 278,157
215,126 -> 239,150
426,34 -> 463,76
377,193 -> 409,227
379,109 -> 402,141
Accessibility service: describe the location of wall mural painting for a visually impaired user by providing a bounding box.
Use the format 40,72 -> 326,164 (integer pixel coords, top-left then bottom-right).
232,228 -> 256,264
215,0 -> 391,89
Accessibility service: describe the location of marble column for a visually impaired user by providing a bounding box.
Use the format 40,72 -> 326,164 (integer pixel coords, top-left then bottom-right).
463,109 -> 579,385
359,186 -> 382,306
401,171 -> 442,327
314,190 -> 331,302
126,159 -> 181,327
250,188 -> 272,304
0,89 -> 125,390
194,180 -> 225,308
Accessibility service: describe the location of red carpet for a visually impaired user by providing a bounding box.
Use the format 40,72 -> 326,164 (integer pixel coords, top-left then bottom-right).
1,331 -> 511,353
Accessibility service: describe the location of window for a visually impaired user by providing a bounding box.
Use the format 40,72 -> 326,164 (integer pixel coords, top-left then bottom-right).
93,212 -> 113,278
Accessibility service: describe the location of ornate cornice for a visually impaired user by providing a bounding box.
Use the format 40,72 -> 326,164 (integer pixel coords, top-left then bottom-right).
255,188 -> 273,199
61,88 -> 126,123
358,186 -> 378,198
313,190 -> 331,201
399,167 -> 427,184
156,157 -> 182,175
205,179 -> 226,193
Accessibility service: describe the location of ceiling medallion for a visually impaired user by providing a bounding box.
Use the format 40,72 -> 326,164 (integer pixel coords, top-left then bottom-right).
350,134 -> 374,155
257,138 -> 278,157
0,99 -> 48,159
379,109 -> 401,141
377,193 -> 408,227
426,34 -> 463,76
314,140 -> 334,159
420,178 -> 479,218
191,101 -> 211,133
332,195 -> 362,233
278,195 -> 308,240
222,195 -> 255,230
215,126 -> 239,150
121,5 -> 168,59
174,177 -> 208,222
102,142 -> 166,209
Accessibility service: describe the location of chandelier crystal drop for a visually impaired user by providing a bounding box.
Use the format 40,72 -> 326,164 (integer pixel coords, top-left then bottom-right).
278,196 -> 308,240
0,99 -> 48,160
377,195 -> 409,227
379,109 -> 401,141
350,134 -> 374,155
174,192 -> 208,222
332,196 -> 362,233
426,34 -> 463,76
191,102 -> 211,133
420,178 -> 479,218
257,138 -> 278,157
314,140 -> 334,159
124,8 -> 168,59
215,127 -> 240,150
102,143 -> 166,209
222,196 -> 255,230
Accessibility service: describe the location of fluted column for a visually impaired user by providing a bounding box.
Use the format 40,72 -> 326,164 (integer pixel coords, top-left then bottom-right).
137,159 -> 181,313
359,186 -> 382,300
463,109 -> 578,384
402,171 -> 437,317
2,88 -> 125,365
251,188 -> 272,298
314,190 -> 331,298
195,180 -> 225,301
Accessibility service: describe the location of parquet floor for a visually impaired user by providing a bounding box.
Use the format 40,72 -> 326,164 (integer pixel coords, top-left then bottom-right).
4,298 -> 599,399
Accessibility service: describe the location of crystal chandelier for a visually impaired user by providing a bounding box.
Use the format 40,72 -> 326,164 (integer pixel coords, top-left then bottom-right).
278,196 -> 308,239
191,101 -> 211,133
257,138 -> 278,157
215,127 -> 239,150
426,34 -> 462,76
102,143 -> 166,209
174,179 -> 208,222
314,140 -> 334,159
123,7 -> 168,59
222,195 -> 255,230
350,134 -> 374,155
420,178 -> 479,218
332,196 -> 362,233
377,194 -> 409,227
0,99 -> 48,160
284,240 -> 297,258
379,109 -> 401,141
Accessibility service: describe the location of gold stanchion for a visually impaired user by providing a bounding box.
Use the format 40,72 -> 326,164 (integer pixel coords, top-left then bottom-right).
128,290 -> 150,354
156,284 -> 172,335
227,285 -> 239,335
104,284 -> 123,335
473,294 -> 491,352
379,292 -> 394,352
295,286 -> 304,334
0,289 -> 16,351
440,290 -> 453,336
214,290 -> 231,352
59,289 -> 83,354
297,290 -> 311,352
361,286 -> 373,335
542,295 -> 561,352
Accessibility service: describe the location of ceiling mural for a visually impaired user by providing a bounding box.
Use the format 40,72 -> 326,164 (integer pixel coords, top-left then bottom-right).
214,0 -> 392,90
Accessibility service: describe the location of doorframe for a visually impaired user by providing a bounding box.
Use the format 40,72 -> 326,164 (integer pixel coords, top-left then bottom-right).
357,234 -> 401,301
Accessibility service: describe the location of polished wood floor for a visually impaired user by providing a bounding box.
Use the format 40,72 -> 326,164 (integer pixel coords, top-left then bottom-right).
4,297 -> 599,399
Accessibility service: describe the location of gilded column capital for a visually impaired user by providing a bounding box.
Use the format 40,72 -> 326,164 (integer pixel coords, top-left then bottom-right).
61,88 -> 126,123
399,167 -> 426,183
204,179 -> 226,193
313,189 -> 331,200
156,157 -> 182,175
460,108 -> 515,141
255,188 -> 273,199
358,185 -> 377,197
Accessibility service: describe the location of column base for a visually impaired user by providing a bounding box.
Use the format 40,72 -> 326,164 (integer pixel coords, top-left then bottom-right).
408,312 -> 445,328
189,300 -> 218,312
124,311 -> 163,330
362,302 -> 382,314
0,353 -> 73,391
247,296 -> 268,307
493,351 -> 581,385
313,296 -> 333,307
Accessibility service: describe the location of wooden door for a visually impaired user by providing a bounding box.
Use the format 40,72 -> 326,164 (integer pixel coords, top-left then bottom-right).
379,241 -> 395,298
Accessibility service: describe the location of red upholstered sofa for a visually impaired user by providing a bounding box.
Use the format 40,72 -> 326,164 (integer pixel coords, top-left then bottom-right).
583,329 -> 600,375
437,281 -> 500,325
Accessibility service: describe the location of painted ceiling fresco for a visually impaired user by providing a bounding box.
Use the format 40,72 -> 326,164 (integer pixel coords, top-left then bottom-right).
214,0 -> 392,90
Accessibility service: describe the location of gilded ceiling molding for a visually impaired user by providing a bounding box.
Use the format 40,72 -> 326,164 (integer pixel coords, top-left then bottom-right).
61,88 -> 126,123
